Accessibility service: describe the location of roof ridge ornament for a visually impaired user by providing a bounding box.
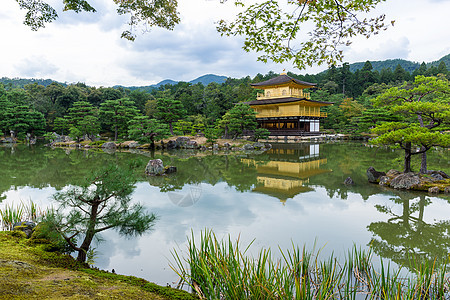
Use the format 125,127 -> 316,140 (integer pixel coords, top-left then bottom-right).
281,69 -> 287,75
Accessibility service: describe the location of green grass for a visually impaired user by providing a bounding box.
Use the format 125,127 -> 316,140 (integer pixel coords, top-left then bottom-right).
171,230 -> 450,299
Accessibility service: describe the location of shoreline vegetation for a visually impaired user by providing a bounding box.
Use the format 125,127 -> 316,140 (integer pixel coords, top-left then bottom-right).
1,226 -> 449,299
172,230 -> 450,299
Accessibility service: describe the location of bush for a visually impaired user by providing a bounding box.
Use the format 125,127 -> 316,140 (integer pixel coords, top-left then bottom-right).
29,222 -> 73,254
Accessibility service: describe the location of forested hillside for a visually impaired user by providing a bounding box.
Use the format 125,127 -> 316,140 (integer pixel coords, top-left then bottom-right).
0,59 -> 448,142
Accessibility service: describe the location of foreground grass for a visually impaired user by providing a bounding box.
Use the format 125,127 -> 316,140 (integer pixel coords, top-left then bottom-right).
0,231 -> 197,300
172,230 -> 450,300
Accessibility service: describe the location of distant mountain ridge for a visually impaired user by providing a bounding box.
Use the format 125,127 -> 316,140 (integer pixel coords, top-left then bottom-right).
1,54 -> 449,89
0,77 -> 64,88
348,54 -> 450,73
115,74 -> 228,92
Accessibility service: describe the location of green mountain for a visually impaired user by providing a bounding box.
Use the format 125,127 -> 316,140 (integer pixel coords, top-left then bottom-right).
349,59 -> 420,73
428,53 -> 450,68
0,77 -> 63,88
115,74 -> 228,91
348,54 -> 449,73
190,74 -> 227,85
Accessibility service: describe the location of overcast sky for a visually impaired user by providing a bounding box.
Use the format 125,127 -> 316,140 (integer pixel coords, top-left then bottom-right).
1,0 -> 450,87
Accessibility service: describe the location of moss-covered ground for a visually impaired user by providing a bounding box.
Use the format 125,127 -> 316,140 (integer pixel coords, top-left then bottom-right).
0,231 -> 197,300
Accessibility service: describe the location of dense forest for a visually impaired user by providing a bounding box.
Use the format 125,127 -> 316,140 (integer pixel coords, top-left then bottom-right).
0,59 -> 449,142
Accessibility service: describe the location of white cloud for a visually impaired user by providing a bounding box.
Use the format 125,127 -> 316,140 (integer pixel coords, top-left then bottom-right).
344,37 -> 411,63
1,0 -> 450,86
15,56 -> 59,78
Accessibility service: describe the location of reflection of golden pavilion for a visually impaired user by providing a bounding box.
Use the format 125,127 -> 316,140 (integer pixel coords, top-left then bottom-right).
242,145 -> 331,202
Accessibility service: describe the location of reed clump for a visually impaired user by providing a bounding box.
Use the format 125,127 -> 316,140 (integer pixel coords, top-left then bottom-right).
0,200 -> 45,230
171,230 -> 450,299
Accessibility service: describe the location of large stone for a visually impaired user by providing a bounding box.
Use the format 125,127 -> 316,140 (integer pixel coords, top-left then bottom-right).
444,187 -> 450,194
185,141 -> 198,149
379,176 -> 390,186
386,169 -> 402,178
430,173 -> 445,181
223,142 -> 231,149
176,136 -> 190,147
145,159 -> 165,176
128,142 -> 140,149
164,166 -> 177,174
13,221 -> 36,238
243,144 -> 255,151
121,141 -> 139,148
366,167 -> 386,183
344,177 -> 354,185
428,186 -> 440,194
213,144 -> 219,150
427,170 -> 449,179
101,142 -> 116,149
389,172 -> 421,190
253,142 -> 264,149
166,140 -> 178,150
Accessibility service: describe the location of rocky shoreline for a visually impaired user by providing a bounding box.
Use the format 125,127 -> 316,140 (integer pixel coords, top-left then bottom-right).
367,166 -> 450,194
49,135 -> 273,153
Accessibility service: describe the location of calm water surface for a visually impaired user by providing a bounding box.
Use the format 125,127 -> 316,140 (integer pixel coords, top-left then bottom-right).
1,142 -> 449,286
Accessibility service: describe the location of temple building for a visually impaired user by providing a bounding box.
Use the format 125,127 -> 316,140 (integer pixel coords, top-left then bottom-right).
246,73 -> 333,135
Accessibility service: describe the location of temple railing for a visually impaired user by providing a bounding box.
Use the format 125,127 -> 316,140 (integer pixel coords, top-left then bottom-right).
255,111 -> 327,118
256,91 -> 311,100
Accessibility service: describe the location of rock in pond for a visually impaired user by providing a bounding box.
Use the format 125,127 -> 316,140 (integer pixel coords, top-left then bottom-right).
145,159 -> 165,176
428,186 -> 440,194
176,136 -> 190,147
344,177 -> 355,185
366,167 -> 386,183
101,142 -> 116,149
389,172 -> 421,190
165,166 -> 177,174
166,140 -> 178,150
243,144 -> 255,151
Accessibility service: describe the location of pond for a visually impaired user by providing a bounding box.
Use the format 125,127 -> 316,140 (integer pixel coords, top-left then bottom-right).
0,142 -> 449,286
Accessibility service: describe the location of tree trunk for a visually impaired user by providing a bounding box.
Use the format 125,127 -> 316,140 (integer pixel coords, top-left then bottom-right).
404,142 -> 412,173
169,122 -> 174,135
420,147 -> 427,173
114,124 -> 118,141
402,198 -> 410,230
417,114 -> 428,173
76,201 -> 99,263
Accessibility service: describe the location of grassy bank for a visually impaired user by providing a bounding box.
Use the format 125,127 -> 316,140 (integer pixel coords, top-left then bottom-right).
0,231 -> 197,299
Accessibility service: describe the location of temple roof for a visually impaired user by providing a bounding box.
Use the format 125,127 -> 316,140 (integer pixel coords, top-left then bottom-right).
251,74 -> 316,88
244,97 -> 333,106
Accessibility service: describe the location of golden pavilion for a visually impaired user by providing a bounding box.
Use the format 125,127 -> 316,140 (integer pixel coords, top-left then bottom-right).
246,73 -> 333,135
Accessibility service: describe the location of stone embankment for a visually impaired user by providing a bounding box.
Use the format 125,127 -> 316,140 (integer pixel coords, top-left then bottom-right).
49,134 -> 272,153
367,166 -> 450,194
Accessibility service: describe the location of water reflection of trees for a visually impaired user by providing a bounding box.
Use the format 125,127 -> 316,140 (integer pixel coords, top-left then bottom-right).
147,155 -> 258,192
368,192 -> 450,270
0,145 -> 148,199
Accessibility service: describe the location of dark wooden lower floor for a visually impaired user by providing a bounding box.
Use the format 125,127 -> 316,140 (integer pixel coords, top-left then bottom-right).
256,118 -> 321,136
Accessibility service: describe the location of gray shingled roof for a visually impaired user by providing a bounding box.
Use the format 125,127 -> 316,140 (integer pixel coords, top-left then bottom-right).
250,74 -> 316,88
244,97 -> 333,106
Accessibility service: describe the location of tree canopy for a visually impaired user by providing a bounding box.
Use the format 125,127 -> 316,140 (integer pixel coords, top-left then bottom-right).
45,164 -> 158,263
15,0 -> 180,40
